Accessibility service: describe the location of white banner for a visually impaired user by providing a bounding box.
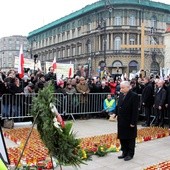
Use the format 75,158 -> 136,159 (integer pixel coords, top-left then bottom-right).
46,62 -> 74,79
14,56 -> 41,71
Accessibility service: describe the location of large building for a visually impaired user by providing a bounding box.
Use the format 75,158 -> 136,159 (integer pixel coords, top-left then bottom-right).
163,27 -> 170,76
0,35 -> 29,71
28,0 -> 170,77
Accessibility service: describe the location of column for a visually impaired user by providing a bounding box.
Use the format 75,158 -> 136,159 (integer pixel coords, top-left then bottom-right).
137,34 -> 140,45
110,33 -> 113,50
107,34 -> 110,50
98,35 -> 101,51
122,33 -> 125,45
126,33 -> 129,45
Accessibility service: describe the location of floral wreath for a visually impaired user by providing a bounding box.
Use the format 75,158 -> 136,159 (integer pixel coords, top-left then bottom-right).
31,83 -> 83,169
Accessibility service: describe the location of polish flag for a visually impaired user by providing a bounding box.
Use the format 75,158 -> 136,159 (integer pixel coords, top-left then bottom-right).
18,45 -> 24,79
68,62 -> 72,78
52,56 -> 57,70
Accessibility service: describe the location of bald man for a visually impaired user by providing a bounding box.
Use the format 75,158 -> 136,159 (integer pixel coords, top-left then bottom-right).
153,80 -> 166,127
114,81 -> 138,161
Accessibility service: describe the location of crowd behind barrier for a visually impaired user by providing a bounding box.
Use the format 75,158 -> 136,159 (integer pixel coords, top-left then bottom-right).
0,67 -> 170,127
0,93 -> 169,121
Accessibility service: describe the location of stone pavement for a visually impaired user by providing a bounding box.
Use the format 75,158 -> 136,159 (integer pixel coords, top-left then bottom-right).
3,119 -> 170,170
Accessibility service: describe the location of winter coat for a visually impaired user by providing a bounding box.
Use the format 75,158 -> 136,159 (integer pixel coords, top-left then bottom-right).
116,91 -> 138,139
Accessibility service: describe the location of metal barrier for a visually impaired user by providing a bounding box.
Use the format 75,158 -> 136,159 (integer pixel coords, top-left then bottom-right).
64,93 -> 110,119
0,93 -> 169,122
0,93 -> 65,120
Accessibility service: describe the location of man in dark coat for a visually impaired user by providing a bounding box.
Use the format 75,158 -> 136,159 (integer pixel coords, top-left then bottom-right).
141,77 -> 154,126
153,80 -> 166,127
114,81 -> 138,161
165,83 -> 170,129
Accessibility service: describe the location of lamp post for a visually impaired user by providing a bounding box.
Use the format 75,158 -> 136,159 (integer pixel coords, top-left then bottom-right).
96,0 -> 112,67
103,20 -> 107,66
88,57 -> 92,78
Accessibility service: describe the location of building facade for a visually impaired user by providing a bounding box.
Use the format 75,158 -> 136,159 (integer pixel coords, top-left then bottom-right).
163,28 -> 170,75
0,35 -> 29,71
28,0 -> 170,77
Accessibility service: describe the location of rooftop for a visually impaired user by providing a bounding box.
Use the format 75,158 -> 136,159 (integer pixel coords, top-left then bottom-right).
28,0 -> 170,38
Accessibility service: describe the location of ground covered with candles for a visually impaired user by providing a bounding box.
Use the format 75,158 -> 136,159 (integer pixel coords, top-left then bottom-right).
3,126 -> 170,169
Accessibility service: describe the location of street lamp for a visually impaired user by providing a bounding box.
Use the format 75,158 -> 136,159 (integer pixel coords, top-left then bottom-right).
88,57 -> 92,78
96,0 -> 113,67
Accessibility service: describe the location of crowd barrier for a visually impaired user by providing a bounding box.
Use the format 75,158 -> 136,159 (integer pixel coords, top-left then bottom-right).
0,93 -> 169,122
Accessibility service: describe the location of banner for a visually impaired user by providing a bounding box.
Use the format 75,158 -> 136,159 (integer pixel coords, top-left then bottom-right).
46,62 -> 74,79
14,56 -> 41,71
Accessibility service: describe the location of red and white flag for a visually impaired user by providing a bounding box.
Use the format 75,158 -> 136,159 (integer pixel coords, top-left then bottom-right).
68,61 -> 72,78
52,56 -> 57,70
18,45 -> 24,79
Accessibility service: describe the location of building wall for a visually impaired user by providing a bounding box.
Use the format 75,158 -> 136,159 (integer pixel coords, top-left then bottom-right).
28,1 -> 170,76
0,35 -> 29,71
164,32 -> 170,70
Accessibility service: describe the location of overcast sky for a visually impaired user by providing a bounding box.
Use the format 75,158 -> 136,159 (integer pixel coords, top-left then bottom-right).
0,0 -> 169,38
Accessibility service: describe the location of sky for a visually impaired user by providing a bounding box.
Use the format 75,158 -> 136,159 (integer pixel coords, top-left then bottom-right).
0,0 -> 169,38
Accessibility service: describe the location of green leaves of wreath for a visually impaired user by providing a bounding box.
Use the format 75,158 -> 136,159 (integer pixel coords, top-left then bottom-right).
31,83 -> 84,168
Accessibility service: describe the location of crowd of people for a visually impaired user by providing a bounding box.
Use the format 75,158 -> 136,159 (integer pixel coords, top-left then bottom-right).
0,66 -> 170,129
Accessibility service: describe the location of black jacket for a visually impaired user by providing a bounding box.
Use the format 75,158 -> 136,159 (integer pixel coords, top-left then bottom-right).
142,82 -> 154,107
116,90 -> 138,139
154,87 -> 166,109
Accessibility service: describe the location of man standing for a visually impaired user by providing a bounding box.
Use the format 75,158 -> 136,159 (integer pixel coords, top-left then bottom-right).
114,81 -> 138,161
141,77 -> 154,127
154,80 -> 166,127
165,82 -> 170,129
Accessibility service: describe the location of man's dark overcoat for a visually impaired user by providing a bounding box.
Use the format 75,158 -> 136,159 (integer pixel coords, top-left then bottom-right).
117,90 -> 139,139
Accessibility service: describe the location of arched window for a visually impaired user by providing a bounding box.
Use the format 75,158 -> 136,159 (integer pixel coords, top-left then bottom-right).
129,15 -> 136,26
151,16 -> 157,28
129,60 -> 138,73
114,37 -> 121,50
114,16 -> 122,26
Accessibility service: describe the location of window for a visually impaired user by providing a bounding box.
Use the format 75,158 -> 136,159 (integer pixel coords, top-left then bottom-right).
58,50 -> 61,58
67,48 -> 70,57
87,23 -> 91,32
114,16 -> 121,26
151,16 -> 157,28
129,60 -> 138,73
62,33 -> 65,41
58,34 -> 60,42
72,29 -> 75,38
62,49 -> 65,57
53,36 -> 56,43
114,37 -> 121,50
78,46 -> 82,55
72,47 -> 76,56
130,38 -> 135,51
129,15 -> 135,26
67,31 -> 70,40
86,40 -> 91,54
130,38 -> 135,45
78,27 -> 81,37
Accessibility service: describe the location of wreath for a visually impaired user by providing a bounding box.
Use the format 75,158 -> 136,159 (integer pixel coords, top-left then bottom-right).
31,83 -> 84,169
